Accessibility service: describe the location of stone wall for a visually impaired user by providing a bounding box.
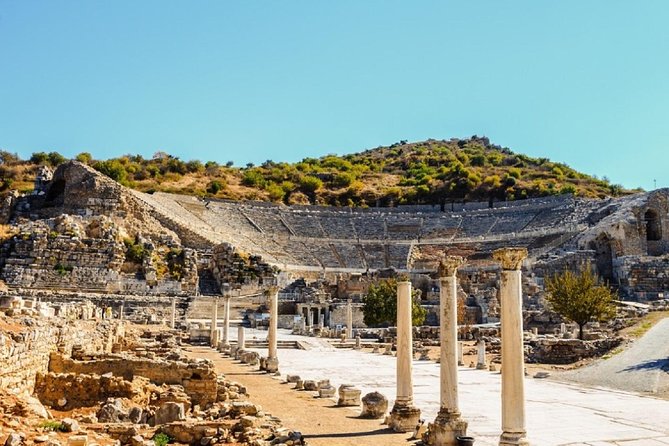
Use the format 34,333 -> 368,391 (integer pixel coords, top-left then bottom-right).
49,352 -> 218,406
211,243 -> 276,289
34,372 -> 153,410
0,317 -> 124,394
527,337 -> 622,364
614,255 -> 669,300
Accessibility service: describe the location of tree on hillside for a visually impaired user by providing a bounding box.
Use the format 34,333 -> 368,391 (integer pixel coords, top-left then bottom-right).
362,278 -> 426,327
544,264 -> 617,340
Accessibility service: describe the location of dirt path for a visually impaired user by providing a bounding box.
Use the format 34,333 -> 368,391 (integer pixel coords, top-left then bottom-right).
184,346 -> 418,446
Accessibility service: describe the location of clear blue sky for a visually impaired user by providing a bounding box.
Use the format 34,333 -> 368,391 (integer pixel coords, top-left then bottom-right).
1,1 -> 668,190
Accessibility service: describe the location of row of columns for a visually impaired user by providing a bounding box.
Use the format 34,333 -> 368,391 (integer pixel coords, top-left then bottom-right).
208,247 -> 529,445
392,248 -> 529,446
210,296 -> 233,349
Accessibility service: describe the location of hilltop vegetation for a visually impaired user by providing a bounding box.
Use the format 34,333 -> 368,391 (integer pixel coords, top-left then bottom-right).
0,137 -> 634,206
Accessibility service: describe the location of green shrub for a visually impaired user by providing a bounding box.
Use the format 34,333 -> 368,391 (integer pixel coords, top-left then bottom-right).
153,433 -> 171,446
124,238 -> 147,264
40,421 -> 66,432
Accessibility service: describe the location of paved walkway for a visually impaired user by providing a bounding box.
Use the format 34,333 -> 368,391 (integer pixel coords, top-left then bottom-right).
236,330 -> 669,446
556,318 -> 669,395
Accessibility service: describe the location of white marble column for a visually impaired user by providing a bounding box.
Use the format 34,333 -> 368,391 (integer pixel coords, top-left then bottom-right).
346,298 -> 353,339
318,312 -> 325,330
493,248 -> 530,446
210,297 -> 219,347
170,298 -> 176,329
389,281 -> 421,432
222,296 -> 231,350
237,325 -> 246,350
119,304 -> 124,321
427,256 -> 467,445
476,339 -> 487,369
265,285 -> 279,373
458,341 -> 464,367
306,305 -> 313,328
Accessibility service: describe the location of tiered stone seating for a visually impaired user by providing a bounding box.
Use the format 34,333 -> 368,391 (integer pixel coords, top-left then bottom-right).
488,212 -> 538,235
458,214 -> 497,238
362,244 -> 387,269
387,244 -> 411,269
385,216 -> 422,240
319,214 -> 357,239
420,215 -> 462,239
352,216 -> 385,240
130,190 -> 596,272
310,243 -> 342,268
243,207 -> 292,237
332,243 -> 366,269
282,213 -> 326,238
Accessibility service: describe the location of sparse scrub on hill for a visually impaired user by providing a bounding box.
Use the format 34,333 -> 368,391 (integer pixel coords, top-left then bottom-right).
0,137 -> 637,205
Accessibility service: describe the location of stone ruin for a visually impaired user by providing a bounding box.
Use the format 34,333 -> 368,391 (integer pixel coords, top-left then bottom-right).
0,296 -> 301,446
2,161 -> 669,324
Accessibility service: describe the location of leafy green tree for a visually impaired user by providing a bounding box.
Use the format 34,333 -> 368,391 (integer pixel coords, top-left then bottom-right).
93,160 -> 129,185
544,264 -> 617,340
75,152 -> 93,164
47,151 -> 66,166
362,278 -> 426,327
30,152 -> 50,165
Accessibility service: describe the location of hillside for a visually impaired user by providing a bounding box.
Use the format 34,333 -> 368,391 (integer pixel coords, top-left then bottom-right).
0,137 -> 635,206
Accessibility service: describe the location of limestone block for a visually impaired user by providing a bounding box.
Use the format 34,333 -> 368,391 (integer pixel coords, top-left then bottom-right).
154,402 -> 186,425
318,386 -> 336,398
97,400 -> 128,423
231,401 -> 260,416
337,385 -> 361,407
286,375 -> 301,383
360,392 -> 388,419
61,418 -> 80,433
67,436 -> 87,446
303,380 -> 319,391
4,433 -> 23,446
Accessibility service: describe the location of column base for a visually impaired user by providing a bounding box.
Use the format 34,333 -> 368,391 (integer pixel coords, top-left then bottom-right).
499,430 -> 529,446
425,409 -> 468,446
263,357 -> 279,374
388,403 -> 421,433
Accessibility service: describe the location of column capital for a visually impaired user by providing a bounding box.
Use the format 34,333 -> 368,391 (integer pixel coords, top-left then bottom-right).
267,286 -> 279,295
438,255 -> 465,278
492,247 -> 528,270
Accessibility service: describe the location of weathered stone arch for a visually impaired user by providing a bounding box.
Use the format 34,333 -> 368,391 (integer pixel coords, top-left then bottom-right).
44,178 -> 66,206
644,209 -> 662,241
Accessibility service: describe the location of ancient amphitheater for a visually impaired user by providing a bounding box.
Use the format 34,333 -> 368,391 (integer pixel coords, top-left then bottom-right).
3,161 -> 669,446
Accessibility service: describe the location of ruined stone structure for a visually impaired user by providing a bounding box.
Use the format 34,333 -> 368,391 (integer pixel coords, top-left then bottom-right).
2,162 -> 669,323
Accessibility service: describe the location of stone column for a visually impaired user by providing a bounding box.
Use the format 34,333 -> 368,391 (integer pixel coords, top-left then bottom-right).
427,256 -> 468,445
170,298 -> 176,329
306,305 -> 313,328
476,339 -> 487,369
210,297 -> 218,347
318,311 -> 325,330
237,325 -> 246,349
389,281 -> 421,432
119,303 -> 124,321
458,341 -> 464,366
222,296 -> 231,350
346,298 -> 353,339
493,248 -> 530,446
265,286 -> 279,373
